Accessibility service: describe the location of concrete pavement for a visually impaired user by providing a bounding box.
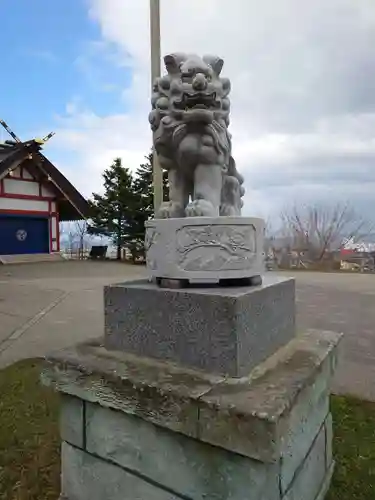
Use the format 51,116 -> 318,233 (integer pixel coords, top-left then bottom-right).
290,270 -> 375,401
0,261 -> 146,367
0,262 -> 374,400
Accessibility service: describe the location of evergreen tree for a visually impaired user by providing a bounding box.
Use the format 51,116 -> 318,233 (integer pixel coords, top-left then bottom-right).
88,158 -> 136,260
132,151 -> 169,256
133,152 -> 155,226
88,152 -> 169,263
133,151 -> 169,215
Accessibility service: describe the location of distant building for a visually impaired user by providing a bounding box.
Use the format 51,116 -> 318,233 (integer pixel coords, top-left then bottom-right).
0,139 -> 89,256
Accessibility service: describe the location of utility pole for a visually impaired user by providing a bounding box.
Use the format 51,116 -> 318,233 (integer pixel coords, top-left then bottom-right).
149,0 -> 163,214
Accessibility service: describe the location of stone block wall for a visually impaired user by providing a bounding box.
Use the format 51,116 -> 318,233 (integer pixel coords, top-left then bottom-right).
44,329 -> 341,500
59,394 -> 334,500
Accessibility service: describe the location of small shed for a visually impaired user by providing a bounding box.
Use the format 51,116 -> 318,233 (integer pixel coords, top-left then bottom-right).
0,139 -> 90,256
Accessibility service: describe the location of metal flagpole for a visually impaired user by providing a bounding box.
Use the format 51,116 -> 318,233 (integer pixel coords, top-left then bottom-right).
149,0 -> 163,215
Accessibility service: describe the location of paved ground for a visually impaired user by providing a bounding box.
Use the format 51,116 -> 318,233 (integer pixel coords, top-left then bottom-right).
291,271 -> 375,401
0,262 -> 374,400
0,261 -> 147,368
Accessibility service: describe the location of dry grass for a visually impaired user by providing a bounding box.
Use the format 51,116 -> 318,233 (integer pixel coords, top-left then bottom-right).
0,359 -> 60,500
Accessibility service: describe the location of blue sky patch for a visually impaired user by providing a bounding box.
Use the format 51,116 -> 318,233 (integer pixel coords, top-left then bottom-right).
0,0 -> 131,141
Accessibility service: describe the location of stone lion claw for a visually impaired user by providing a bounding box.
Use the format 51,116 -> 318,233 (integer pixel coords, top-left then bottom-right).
185,199 -> 216,218
156,201 -> 185,219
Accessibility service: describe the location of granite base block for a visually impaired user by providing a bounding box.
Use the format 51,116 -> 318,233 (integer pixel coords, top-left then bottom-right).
61,442 -> 181,500
104,275 -> 296,377
282,422 -> 328,500
315,462 -> 335,500
60,395 -> 84,449
84,403 -> 279,500
42,329 -> 342,500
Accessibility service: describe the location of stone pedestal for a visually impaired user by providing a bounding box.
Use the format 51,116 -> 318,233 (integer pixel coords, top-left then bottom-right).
104,276 -> 295,377
145,216 -> 264,284
41,241 -> 340,500
42,330 -> 342,500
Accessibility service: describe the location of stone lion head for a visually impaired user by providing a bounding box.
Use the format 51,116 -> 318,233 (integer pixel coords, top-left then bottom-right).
149,53 -> 231,132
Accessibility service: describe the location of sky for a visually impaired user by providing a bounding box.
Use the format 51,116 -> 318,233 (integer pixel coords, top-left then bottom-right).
1,0 -> 375,222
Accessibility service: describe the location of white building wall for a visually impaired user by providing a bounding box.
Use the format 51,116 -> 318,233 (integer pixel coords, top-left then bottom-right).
3,178 -> 40,196
0,198 -> 49,212
51,216 -> 57,238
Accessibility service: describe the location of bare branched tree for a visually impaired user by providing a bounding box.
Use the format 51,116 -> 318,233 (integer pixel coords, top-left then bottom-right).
59,223 -> 73,256
59,220 -> 90,259
263,217 -> 278,255
280,202 -> 373,263
75,220 -> 89,259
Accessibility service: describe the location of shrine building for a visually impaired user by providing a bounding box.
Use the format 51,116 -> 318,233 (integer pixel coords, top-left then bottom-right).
0,139 -> 89,258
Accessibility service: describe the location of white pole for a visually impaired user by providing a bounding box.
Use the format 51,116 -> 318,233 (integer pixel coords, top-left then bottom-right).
150,0 -> 163,215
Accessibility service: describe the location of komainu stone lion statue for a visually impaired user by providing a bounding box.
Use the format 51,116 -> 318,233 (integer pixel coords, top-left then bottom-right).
149,53 -> 245,218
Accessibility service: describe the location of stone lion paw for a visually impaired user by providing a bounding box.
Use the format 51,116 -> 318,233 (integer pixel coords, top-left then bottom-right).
156,201 -> 185,219
185,199 -> 217,217
220,203 -> 239,216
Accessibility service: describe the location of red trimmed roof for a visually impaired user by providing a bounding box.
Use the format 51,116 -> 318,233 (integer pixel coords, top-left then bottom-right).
0,140 -> 90,221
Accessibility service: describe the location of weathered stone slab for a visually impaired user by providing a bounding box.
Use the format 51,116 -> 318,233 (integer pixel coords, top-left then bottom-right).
60,395 -> 85,449
145,216 -> 264,283
325,412 -> 333,468
42,339 -> 224,439
198,330 -> 341,462
42,329 -> 342,463
104,275 -> 295,377
61,442 -> 180,500
315,462 -> 335,500
85,403 -> 279,500
279,362 -> 331,492
282,424 -> 327,500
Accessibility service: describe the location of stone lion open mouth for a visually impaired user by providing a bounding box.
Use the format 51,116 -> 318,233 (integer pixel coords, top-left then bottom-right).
174,92 -> 219,110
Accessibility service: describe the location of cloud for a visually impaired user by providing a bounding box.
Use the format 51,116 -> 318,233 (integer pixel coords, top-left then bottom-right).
74,39 -> 131,93
49,0 -> 375,221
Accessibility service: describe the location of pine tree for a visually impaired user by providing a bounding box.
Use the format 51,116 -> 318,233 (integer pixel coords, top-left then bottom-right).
88,158 -> 137,260
133,152 -> 155,225
132,151 -> 169,255
88,152 -> 169,263
133,151 -> 169,214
